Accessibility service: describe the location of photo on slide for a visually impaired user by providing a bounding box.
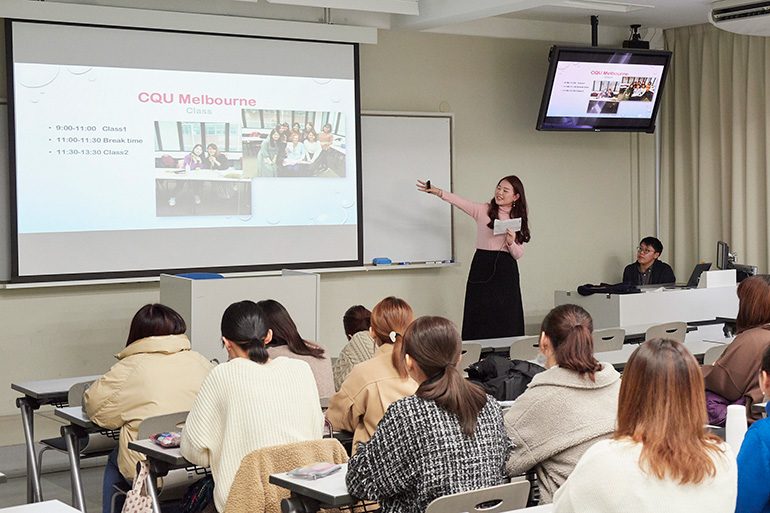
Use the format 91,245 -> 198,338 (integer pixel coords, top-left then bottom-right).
154,120 -> 251,217
241,109 -> 347,179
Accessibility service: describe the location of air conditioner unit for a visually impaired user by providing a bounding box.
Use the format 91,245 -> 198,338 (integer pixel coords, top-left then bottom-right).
709,0 -> 770,36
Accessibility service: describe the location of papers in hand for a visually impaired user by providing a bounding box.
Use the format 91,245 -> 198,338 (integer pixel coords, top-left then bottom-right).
493,218 -> 522,236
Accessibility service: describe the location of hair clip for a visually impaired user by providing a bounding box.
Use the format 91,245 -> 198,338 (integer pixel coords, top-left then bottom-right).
389,331 -> 399,343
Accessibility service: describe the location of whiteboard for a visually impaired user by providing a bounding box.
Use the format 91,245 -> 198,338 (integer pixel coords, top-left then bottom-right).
361,113 -> 453,264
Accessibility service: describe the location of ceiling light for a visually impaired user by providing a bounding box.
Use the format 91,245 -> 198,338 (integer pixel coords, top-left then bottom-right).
560,0 -> 653,13
264,0 -> 419,15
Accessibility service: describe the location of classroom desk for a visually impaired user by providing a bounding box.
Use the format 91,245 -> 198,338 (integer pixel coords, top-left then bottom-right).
270,463 -> 354,509
128,439 -> 204,513
270,465 -> 554,513
0,500 -> 82,513
11,375 -> 101,504
554,285 -> 738,330
0,472 -> 7,484
53,407 -> 103,513
595,337 -> 729,372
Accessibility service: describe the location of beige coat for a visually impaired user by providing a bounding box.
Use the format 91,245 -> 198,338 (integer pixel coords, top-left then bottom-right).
84,334 -> 214,480
325,343 -> 418,453
504,363 -> 621,504
224,438 -> 348,513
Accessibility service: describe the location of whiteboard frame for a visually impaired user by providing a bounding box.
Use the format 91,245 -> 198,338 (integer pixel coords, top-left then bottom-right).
361,111 -> 454,265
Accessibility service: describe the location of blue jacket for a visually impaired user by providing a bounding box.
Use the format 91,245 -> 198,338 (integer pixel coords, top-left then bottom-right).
737,414 -> 770,513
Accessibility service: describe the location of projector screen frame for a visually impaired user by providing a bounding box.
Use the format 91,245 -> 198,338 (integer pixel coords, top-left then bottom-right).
6,18 -> 364,283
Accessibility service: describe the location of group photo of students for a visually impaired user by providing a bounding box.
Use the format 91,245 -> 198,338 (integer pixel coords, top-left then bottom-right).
241,109 -> 347,179
153,121 -> 250,217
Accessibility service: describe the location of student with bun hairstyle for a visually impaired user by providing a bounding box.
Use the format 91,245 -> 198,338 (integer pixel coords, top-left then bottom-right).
504,304 -> 620,504
553,339 -> 737,512
258,299 -> 335,398
326,297 -> 418,453
181,300 -> 323,513
85,304 -> 214,513
333,305 -> 376,391
346,316 -> 511,513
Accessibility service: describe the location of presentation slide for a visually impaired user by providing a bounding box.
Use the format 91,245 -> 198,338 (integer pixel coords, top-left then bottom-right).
546,61 -> 665,119
10,22 -> 361,279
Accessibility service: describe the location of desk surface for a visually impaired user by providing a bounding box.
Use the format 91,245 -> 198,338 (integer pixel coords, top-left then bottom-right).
54,406 -> 95,429
11,375 -> 101,401
0,501 -> 81,512
128,439 -> 190,467
156,169 -> 248,182
269,463 -> 354,506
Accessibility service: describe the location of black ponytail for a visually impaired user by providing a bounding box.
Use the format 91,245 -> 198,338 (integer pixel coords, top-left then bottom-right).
221,301 -> 270,364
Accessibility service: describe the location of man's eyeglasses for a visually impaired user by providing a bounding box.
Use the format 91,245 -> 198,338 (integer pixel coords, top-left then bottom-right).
637,246 -> 655,255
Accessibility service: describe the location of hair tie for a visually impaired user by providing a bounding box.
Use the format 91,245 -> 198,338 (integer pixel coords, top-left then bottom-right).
443,362 -> 456,369
389,331 -> 401,343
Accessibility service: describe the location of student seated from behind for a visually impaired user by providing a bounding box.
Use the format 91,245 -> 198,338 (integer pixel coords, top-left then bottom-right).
326,297 -> 418,453
736,344 -> 770,513
504,304 -> 620,504
257,299 -> 335,398
84,304 -> 214,513
703,275 -> 770,425
180,300 -> 323,513
346,316 -> 511,513
622,236 -> 676,285
332,305 -> 376,391
552,339 -> 737,513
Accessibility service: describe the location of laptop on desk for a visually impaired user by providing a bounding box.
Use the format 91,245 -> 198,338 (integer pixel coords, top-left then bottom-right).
636,262 -> 712,291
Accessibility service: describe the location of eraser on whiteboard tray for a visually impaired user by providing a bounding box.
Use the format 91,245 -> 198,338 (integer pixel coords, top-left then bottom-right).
372,257 -> 392,265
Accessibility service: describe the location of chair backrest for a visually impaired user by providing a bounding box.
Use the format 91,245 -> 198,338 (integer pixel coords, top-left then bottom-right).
68,381 -> 95,407
424,481 -> 530,513
509,336 -> 540,361
138,411 -> 189,439
645,321 -> 687,344
592,328 -> 625,353
460,343 -> 482,372
703,344 -> 728,366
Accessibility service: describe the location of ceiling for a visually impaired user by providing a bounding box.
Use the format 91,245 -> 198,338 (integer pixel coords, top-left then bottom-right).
39,0 -> 726,44
390,0 -> 712,30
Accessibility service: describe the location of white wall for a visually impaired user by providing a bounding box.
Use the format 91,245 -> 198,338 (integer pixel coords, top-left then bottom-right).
0,20 -> 657,416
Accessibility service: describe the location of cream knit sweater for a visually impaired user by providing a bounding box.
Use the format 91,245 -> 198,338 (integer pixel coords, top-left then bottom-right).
180,357 -> 324,512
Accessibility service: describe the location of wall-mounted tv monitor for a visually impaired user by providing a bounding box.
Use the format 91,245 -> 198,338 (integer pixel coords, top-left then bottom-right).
536,46 -> 672,133
7,20 -> 362,282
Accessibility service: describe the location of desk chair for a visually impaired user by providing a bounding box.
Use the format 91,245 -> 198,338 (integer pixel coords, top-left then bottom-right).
461,343 -> 482,374
592,328 -> 625,352
37,382 -> 118,500
703,344 -> 728,366
509,336 -> 540,361
424,481 -> 530,513
645,322 -> 687,344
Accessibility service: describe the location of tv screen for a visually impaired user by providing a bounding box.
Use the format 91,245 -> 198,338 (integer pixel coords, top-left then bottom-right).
8,20 -> 362,281
536,46 -> 672,132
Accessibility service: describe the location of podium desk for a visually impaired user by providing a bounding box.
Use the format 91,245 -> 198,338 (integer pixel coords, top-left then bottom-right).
554,286 -> 738,331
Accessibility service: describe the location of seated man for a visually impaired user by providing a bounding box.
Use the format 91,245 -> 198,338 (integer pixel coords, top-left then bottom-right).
623,236 -> 676,285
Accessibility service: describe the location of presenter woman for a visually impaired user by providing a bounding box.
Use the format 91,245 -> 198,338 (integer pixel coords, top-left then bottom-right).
417,176 -> 530,339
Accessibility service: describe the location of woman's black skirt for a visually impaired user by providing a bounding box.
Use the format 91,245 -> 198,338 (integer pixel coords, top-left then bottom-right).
461,249 -> 525,340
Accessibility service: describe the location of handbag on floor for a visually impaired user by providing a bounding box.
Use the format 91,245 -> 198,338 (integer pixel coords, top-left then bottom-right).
122,460 -> 154,513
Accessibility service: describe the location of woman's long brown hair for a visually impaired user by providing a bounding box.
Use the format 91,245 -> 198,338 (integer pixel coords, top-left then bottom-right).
615,339 -> 724,484
402,316 -> 488,437
735,274 -> 770,333
370,297 -> 414,378
541,304 -> 601,381
486,175 -> 530,244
